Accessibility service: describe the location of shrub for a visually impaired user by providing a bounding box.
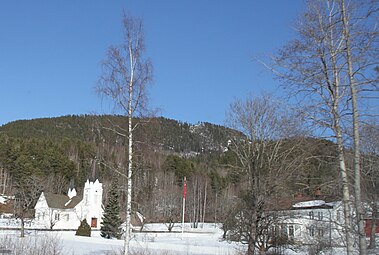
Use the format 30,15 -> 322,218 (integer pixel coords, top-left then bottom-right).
0,233 -> 62,255
75,219 -> 91,237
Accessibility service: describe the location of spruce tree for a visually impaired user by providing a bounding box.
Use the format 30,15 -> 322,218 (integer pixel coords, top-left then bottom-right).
100,180 -> 122,239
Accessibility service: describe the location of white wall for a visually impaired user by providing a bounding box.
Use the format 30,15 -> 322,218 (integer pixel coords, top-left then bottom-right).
281,204 -> 345,246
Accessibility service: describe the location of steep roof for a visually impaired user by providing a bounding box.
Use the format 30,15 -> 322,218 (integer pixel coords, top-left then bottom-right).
43,192 -> 83,209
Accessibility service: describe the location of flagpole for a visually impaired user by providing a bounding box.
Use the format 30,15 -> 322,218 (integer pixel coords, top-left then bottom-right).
181,176 -> 186,239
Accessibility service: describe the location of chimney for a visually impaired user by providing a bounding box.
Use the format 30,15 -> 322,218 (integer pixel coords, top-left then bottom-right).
315,187 -> 321,197
68,188 -> 77,199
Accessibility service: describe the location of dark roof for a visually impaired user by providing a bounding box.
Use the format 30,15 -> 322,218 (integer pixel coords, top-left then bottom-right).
267,196 -> 312,211
0,199 -> 14,214
44,193 -> 83,209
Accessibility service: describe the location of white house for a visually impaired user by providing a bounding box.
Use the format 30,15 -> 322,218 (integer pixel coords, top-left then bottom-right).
34,179 -> 103,230
277,199 -> 346,246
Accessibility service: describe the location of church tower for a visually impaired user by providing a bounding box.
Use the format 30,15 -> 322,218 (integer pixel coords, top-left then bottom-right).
82,179 -> 103,228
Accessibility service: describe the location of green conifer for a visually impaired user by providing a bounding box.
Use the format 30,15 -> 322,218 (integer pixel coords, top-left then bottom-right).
100,180 -> 122,239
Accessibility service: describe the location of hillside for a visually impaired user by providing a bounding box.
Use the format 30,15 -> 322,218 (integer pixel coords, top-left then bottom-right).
0,114 -> 343,226
0,115 -> 237,154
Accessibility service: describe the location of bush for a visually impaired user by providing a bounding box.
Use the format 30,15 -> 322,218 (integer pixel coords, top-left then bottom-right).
0,233 -> 62,255
75,219 -> 91,237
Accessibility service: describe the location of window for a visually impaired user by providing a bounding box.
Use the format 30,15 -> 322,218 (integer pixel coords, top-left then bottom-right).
55,213 -> 60,221
309,226 -> 315,237
288,225 -> 294,238
337,210 -> 341,222
309,211 -> 314,220
317,228 -> 324,237
281,225 -> 288,237
274,225 -> 280,236
318,211 -> 323,220
65,214 -> 69,221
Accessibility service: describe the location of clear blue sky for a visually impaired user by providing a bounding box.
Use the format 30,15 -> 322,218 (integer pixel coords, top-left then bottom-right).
0,0 -> 305,126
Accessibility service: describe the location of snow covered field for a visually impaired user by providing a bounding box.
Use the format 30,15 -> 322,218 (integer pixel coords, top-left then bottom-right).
0,220 -> 376,255
60,229 -> 242,255
0,223 -> 244,255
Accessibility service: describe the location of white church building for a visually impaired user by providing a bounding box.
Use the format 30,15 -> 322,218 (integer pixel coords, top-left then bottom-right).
34,179 -> 103,230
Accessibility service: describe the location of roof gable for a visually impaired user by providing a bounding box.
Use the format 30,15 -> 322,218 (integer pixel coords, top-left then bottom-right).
44,192 -> 83,209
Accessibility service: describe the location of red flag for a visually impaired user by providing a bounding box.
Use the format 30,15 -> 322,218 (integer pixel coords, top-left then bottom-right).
183,177 -> 187,199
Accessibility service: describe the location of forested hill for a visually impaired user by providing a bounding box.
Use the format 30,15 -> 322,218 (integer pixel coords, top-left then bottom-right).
0,114 -> 342,221
0,115 -> 236,154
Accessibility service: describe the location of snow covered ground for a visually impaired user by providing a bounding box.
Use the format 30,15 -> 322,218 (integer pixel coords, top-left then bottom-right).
0,228 -> 354,255
0,219 -> 377,255
61,229 -> 242,255
0,223 -> 244,255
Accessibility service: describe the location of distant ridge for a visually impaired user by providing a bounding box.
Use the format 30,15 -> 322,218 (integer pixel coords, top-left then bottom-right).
0,115 -> 238,154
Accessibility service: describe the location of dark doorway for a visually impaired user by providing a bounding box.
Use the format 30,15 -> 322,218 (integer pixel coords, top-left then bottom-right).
91,217 -> 97,228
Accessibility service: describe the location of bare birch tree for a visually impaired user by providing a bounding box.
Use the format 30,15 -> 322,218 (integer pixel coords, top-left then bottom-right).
225,94 -> 305,255
340,1 -> 378,253
96,13 -> 153,255
267,1 -> 378,252
14,176 -> 42,237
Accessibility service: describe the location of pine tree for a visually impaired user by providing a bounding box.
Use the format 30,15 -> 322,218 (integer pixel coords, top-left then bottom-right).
100,180 -> 122,239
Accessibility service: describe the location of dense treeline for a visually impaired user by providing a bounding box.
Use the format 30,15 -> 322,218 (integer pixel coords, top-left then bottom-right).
0,134 -> 91,194
0,115 -> 235,153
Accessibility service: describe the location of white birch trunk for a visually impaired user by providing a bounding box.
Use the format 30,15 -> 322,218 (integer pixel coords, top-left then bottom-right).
340,1 -> 367,253
336,123 -> 354,254
202,180 -> 207,226
327,2 -> 354,251
124,48 -> 134,255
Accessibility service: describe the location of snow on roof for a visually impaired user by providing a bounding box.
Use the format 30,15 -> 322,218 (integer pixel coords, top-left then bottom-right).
67,188 -> 77,199
64,199 -> 72,207
292,200 -> 326,208
325,201 -> 340,207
